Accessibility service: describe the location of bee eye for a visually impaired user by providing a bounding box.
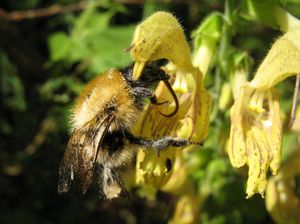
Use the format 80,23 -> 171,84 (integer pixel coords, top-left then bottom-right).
166,158 -> 172,172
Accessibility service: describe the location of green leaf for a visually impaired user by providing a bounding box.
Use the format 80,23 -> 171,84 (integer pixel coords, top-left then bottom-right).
192,13 -> 223,75
68,38 -> 90,62
73,2 -> 117,37
192,12 -> 223,45
39,76 -> 83,102
246,0 -> 280,29
48,32 -> 71,62
0,54 -> 26,111
84,25 -> 135,73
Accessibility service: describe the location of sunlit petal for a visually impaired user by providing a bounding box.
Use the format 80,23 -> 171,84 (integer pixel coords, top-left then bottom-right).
250,27 -> 300,90
228,86 -> 282,198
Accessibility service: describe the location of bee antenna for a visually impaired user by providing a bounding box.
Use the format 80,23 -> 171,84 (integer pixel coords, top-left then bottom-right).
159,80 -> 179,117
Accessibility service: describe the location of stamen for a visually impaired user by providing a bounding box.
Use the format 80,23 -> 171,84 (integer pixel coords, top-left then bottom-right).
249,90 -> 265,113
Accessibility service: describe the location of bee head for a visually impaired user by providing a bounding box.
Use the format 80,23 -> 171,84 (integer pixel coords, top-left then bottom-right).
136,59 -> 179,117
139,65 -> 170,85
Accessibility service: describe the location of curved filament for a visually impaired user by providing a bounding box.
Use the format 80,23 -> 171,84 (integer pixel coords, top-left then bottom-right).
159,80 -> 179,117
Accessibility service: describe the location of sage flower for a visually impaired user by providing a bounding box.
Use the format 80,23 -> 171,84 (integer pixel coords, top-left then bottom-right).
228,26 -> 300,198
129,11 -> 211,189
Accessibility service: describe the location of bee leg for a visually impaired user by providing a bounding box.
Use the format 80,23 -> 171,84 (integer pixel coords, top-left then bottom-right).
132,87 -> 168,105
127,133 -> 203,154
142,136 -> 203,153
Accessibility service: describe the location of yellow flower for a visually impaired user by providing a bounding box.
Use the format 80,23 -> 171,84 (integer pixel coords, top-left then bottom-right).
228,86 -> 282,198
129,11 -> 211,189
130,11 -> 194,79
129,12 -> 213,223
266,149 -> 300,223
228,26 -> 300,198
169,195 -> 200,224
249,27 -> 300,90
135,146 -> 177,188
127,12 -> 211,191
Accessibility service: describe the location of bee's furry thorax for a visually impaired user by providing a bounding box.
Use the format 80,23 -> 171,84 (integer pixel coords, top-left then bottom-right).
71,69 -> 141,132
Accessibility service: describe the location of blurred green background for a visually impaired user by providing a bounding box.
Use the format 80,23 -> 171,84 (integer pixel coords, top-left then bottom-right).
1,0 -> 300,224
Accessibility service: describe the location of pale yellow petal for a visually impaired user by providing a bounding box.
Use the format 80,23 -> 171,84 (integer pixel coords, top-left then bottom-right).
218,82 -> 233,111
136,148 -> 176,188
266,91 -> 282,174
187,69 -> 211,141
266,149 -> 300,224
133,61 -> 146,80
228,86 -> 247,168
130,11 -> 193,73
246,128 -> 270,198
169,195 -> 200,224
228,87 -> 283,198
250,27 -> 300,89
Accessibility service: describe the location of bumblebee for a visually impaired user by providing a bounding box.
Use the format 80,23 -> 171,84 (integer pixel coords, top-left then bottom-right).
58,62 -> 200,199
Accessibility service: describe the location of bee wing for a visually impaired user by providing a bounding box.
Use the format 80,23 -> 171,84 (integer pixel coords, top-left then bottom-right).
58,115 -> 114,194
58,131 -> 80,194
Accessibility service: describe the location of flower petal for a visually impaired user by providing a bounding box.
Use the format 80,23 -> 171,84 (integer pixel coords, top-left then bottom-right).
228,86 -> 248,168
228,86 -> 282,198
250,27 -> 300,89
130,11 -> 193,75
